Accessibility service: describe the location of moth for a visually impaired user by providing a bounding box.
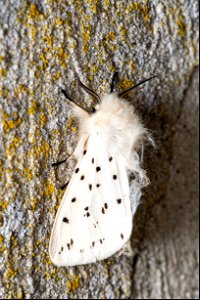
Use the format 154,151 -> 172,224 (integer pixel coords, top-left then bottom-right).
49,74 -> 156,266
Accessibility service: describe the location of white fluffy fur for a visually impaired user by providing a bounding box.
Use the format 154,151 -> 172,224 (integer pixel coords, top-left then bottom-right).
49,94 -> 149,266
74,94 -> 147,172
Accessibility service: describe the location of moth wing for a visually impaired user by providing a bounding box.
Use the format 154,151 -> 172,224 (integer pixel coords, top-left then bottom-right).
49,131 -> 132,266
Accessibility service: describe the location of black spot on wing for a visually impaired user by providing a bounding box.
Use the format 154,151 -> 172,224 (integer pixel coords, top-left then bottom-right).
92,158 -> 94,164
120,233 -> 124,239
96,166 -> 101,172
75,168 -> 79,173
71,197 -> 76,203
113,175 -> 117,180
96,184 -> 100,188
89,184 -> 92,191
104,203 -> 108,209
102,207 -> 105,214
63,217 -> 69,223
109,157 -> 113,162
117,199 -> 122,204
83,150 -> 87,155
84,212 -> 90,217
80,175 -> 85,180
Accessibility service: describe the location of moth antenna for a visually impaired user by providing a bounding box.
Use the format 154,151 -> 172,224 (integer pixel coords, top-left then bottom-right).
119,75 -> 158,97
52,152 -> 74,167
78,80 -> 101,103
60,88 -> 89,113
110,71 -> 119,93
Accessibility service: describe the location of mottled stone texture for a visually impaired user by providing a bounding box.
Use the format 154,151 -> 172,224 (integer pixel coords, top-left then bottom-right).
0,0 -> 199,299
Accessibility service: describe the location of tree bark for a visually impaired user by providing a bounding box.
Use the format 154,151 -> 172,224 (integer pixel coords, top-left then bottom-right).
0,0 -> 198,298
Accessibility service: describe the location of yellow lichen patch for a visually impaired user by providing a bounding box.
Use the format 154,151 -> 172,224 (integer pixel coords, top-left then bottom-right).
42,32 -> 53,50
0,86 -> 9,98
0,234 -> 4,245
0,69 -> 7,77
90,65 -> 98,74
0,199 -> 10,211
103,0 -> 110,6
127,1 -> 150,25
71,126 -> 77,133
28,100 -> 40,115
102,32 -> 117,52
29,140 -> 51,159
52,128 -> 59,139
0,244 -> 6,253
81,22 -> 93,53
28,133 -> 36,144
46,0 -> 56,5
40,113 -> 47,126
106,32 -> 116,41
11,233 -> 18,248
2,112 -> 23,133
17,292 -> 24,299
118,25 -> 128,41
55,195 -> 63,211
67,274 -> 80,292
85,0 -> 98,13
31,197 -> 38,211
43,182 -> 55,197
129,61 -> 137,73
120,78 -> 134,90
30,25 -> 38,39
55,46 -> 69,68
5,265 -> 17,282
53,71 -> 61,80
24,167 -> 33,181
26,3 -> 45,22
5,136 -> 22,160
0,159 -> 2,173
36,240 -> 41,246
0,55 -> 4,62
66,116 -> 76,130
39,52 -> 49,71
35,128 -> 42,137
55,18 -> 64,26
34,70 -> 41,79
15,84 -> 29,98
177,14 -> 187,38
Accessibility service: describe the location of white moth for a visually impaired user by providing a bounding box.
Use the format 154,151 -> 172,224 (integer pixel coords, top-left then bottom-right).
49,75 -> 155,266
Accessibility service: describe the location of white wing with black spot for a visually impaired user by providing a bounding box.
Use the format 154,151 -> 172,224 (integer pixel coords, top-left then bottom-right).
49,129 -> 132,266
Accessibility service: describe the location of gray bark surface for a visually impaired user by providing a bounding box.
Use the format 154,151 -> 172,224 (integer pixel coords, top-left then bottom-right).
0,0 -> 199,299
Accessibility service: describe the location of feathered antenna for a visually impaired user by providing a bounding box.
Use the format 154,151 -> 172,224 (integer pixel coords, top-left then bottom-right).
60,88 -> 88,112
78,80 -> 101,103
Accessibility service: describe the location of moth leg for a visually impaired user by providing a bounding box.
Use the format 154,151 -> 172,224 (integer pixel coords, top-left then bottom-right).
51,158 -> 67,167
110,71 -> 119,93
60,182 -> 69,190
52,152 -> 74,167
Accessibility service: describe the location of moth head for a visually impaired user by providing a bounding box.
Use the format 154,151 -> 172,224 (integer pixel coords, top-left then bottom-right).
60,75 -> 157,116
